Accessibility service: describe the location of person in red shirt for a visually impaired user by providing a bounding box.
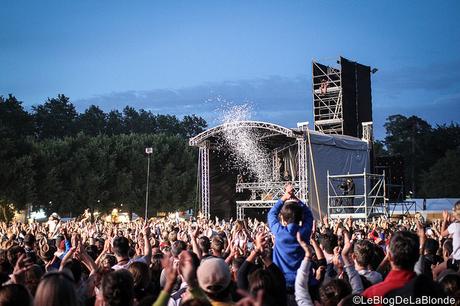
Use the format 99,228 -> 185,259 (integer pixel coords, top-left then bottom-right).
361,231 -> 419,305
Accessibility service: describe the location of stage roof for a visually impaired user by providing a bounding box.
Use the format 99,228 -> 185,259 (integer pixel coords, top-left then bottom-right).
189,121 -> 297,150
189,120 -> 369,151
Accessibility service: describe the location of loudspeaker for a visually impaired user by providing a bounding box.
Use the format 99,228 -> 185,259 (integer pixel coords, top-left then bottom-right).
340,57 -> 373,138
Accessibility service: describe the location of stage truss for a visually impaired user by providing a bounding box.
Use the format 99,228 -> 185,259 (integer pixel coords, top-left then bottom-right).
388,201 -> 417,217
198,141 -> 210,219
235,181 -> 303,219
327,170 -> 387,219
190,121 -> 308,219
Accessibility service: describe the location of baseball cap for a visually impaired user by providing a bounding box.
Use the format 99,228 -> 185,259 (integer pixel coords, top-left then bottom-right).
197,257 -> 231,294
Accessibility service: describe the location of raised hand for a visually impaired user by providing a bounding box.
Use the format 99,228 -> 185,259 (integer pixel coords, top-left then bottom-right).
254,231 -> 268,253
60,247 -> 77,271
11,254 -> 34,284
163,257 -> 178,293
179,250 -> 197,286
341,230 -> 353,266
310,220 -> 317,239
442,210 -> 451,223
416,219 -> 425,238
315,265 -> 326,281
142,224 -> 150,237
322,215 -> 329,228
296,231 -> 313,259
282,183 -> 295,201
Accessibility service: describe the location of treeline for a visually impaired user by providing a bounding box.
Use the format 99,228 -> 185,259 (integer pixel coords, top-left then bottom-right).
376,114 -> 460,198
0,94 -> 207,220
2,94 -> 206,139
1,93 -> 459,220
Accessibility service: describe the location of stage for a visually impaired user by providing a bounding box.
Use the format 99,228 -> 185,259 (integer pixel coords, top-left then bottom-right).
189,120 -> 377,219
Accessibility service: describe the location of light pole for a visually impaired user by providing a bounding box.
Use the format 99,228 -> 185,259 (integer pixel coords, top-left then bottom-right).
145,147 -> 153,221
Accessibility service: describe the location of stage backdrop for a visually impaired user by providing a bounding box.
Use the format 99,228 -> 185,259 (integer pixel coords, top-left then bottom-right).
307,131 -> 370,219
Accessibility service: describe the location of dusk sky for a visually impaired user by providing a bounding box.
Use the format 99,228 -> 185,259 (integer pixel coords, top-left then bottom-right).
1,0 -> 459,139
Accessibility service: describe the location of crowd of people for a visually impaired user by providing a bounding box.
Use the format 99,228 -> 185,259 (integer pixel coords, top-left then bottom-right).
0,185 -> 459,306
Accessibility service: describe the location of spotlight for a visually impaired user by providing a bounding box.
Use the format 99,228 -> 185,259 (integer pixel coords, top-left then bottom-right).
371,68 -> 379,74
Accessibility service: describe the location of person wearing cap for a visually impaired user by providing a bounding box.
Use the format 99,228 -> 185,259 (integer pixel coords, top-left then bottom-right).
196,256 -> 235,306
267,183 -> 313,297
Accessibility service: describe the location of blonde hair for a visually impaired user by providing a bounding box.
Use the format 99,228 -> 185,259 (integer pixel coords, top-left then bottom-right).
453,201 -> 460,217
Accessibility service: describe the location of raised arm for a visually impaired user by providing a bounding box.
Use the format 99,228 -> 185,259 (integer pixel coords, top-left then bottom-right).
268,184 -> 293,232
268,198 -> 284,232
310,221 -> 325,260
342,230 -> 363,294
295,232 -> 314,306
189,227 -> 202,259
440,211 -> 451,237
142,224 -> 152,264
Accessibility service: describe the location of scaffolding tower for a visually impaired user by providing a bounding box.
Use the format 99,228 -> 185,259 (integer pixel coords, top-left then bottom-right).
327,170 -> 387,219
312,61 -> 343,134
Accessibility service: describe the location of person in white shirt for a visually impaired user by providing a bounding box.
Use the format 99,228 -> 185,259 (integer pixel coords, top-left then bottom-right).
111,225 -> 152,270
434,201 -> 460,278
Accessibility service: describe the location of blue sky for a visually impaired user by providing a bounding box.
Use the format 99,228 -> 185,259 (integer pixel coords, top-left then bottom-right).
1,0 -> 459,139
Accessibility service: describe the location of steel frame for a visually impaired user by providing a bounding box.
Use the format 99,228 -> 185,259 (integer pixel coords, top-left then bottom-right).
189,121 -> 295,147
199,142 -> 210,219
297,136 -> 308,202
362,122 -> 373,142
327,170 -> 387,219
234,135 -> 308,219
236,200 -> 277,220
388,201 -> 417,217
236,181 -> 302,199
312,61 -> 344,135
190,121 -> 309,219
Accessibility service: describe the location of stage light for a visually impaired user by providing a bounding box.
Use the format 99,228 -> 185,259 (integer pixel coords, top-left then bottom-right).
371,68 -> 378,74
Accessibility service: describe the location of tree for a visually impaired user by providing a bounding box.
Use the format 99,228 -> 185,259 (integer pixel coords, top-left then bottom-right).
420,149 -> 460,198
0,93 -> 207,217
423,123 -> 460,165
0,155 -> 36,221
77,105 -> 107,136
180,115 -> 207,138
0,94 -> 34,139
33,94 -> 78,139
384,115 -> 432,195
156,114 -> 181,135
106,110 -> 124,135
122,106 -> 140,134
372,140 -> 387,157
0,95 -> 35,220
137,109 -> 157,134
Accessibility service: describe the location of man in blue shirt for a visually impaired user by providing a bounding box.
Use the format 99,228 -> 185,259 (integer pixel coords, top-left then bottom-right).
268,183 -> 314,290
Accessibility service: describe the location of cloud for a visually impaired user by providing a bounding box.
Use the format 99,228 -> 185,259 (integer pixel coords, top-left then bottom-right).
74,63 -> 460,140
374,59 -> 460,96
74,75 -> 313,128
